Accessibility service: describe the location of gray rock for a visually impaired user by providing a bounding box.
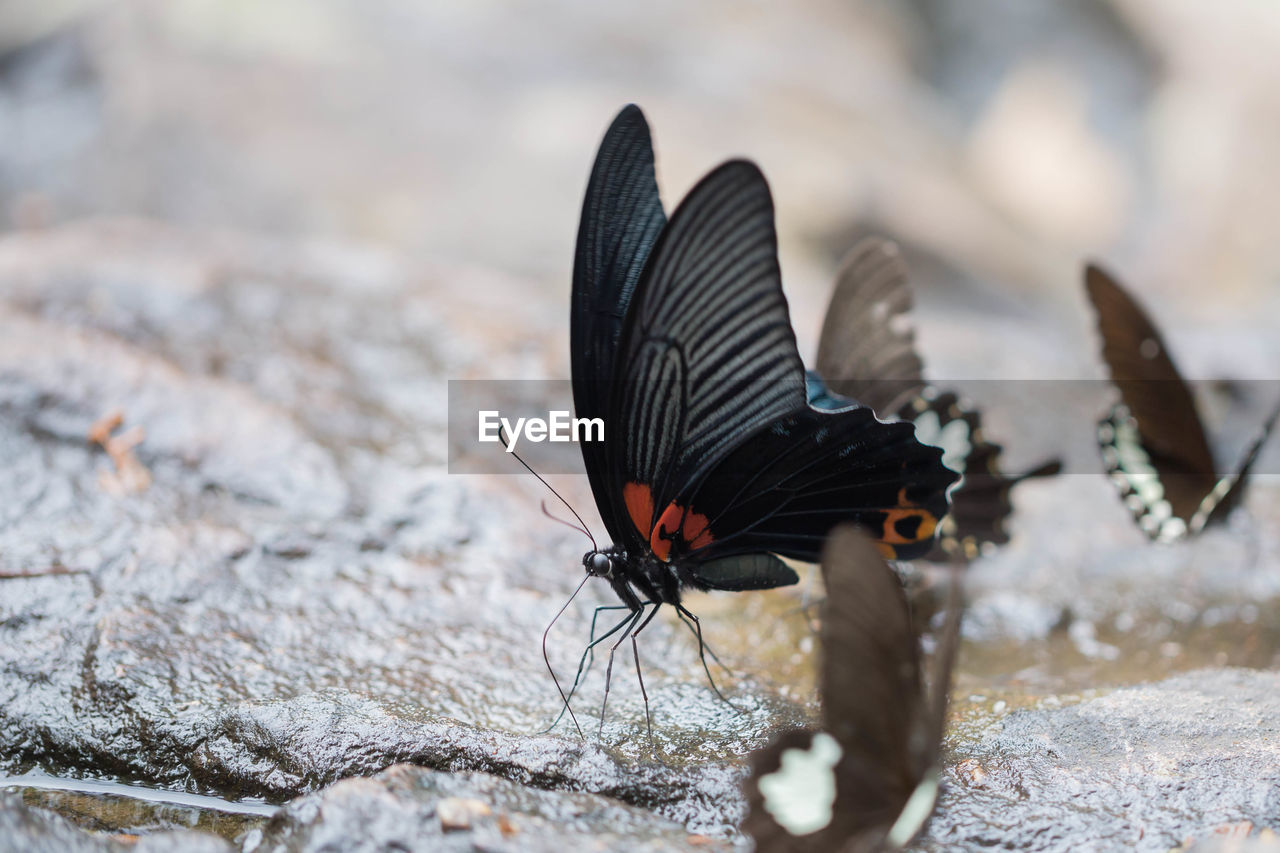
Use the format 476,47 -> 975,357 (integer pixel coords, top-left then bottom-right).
0,224 -> 805,843
242,764 -> 728,852
925,669 -> 1280,852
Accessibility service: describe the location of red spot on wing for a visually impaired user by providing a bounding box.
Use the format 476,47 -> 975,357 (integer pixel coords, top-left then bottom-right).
622,482 -> 716,562
624,482 -> 654,540
652,502 -> 715,562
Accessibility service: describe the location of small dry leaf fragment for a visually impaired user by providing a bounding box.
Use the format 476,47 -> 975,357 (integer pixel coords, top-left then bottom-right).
496,814 -> 519,837
955,758 -> 987,785
88,411 -> 124,446
437,797 -> 491,832
88,410 -> 152,494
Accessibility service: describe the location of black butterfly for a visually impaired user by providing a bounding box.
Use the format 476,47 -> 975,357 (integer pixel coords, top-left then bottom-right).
743,524 -> 962,852
1085,264 -> 1280,542
560,106 -> 957,732
807,237 -> 1061,561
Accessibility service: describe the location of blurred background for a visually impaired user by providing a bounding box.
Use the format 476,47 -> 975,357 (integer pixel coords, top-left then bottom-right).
3,0 -> 1278,431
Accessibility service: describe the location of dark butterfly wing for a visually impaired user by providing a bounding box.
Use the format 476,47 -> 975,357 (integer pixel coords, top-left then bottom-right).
606,159 -> 809,536
744,525 -> 961,851
1085,264 -> 1218,519
571,105 -> 666,542
691,553 -> 799,592
902,392 -> 1062,562
1191,400 -> 1280,532
674,406 -> 955,566
603,160 -> 954,564
815,237 -> 925,416
821,525 -> 925,821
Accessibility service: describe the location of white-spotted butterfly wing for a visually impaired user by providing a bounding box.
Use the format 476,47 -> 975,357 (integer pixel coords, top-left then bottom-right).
744,525 -> 962,852
1086,264 -> 1279,539
812,237 -> 1062,562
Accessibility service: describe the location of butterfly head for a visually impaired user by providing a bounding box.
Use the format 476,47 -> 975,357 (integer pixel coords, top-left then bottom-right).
583,549 -> 616,579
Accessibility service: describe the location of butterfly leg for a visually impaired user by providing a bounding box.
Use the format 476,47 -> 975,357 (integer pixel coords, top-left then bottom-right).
597,598 -> 646,738
545,604 -> 645,732
582,601 -> 653,681
675,604 -> 740,711
629,602 -> 663,748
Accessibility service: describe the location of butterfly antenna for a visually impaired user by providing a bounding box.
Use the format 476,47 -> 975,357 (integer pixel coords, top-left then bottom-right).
500,428 -> 597,551
543,573 -> 591,739
540,500 -> 592,542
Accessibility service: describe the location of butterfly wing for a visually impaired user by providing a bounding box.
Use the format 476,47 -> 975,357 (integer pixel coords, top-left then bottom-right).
1084,264 -> 1218,520
604,160 -> 955,567
1190,400 -> 1280,533
673,405 -> 956,566
605,159 -> 809,537
744,525 -> 958,851
904,392 -> 1062,561
815,237 -> 925,416
571,105 -> 667,542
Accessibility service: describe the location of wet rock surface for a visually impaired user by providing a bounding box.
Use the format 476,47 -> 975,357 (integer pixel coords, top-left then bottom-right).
0,223 -> 801,843
243,764 -> 726,852
928,669 -> 1280,853
0,791 -> 234,853
3,219 -> 1278,852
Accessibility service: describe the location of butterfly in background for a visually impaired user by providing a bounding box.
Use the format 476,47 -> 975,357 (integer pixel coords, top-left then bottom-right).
553,106 -> 958,737
1084,264 -> 1280,542
807,237 -> 1062,562
744,524 -> 962,852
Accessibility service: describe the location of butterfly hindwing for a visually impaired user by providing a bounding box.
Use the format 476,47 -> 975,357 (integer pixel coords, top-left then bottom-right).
1085,264 -> 1218,521
905,392 -> 1062,561
811,241 -> 1061,561
676,406 -> 954,565
571,105 -> 667,543
1192,400 -> 1280,532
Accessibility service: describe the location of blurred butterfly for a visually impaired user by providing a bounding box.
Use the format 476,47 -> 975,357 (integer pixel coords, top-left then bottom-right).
554,106 -> 958,735
807,238 -> 1061,561
744,524 -> 962,852
1085,264 -> 1280,542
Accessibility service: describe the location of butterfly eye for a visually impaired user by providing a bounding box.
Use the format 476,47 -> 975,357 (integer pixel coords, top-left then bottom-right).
589,553 -> 612,577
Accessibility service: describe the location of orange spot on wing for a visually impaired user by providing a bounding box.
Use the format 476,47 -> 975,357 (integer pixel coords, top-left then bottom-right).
878,487 -> 939,545
879,508 -> 938,544
624,482 -> 654,540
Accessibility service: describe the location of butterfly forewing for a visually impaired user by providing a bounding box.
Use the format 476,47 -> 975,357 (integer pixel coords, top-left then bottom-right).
608,160 -> 809,531
816,238 -> 925,415
745,525 -> 960,851
821,526 -> 926,813
571,105 -> 667,542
